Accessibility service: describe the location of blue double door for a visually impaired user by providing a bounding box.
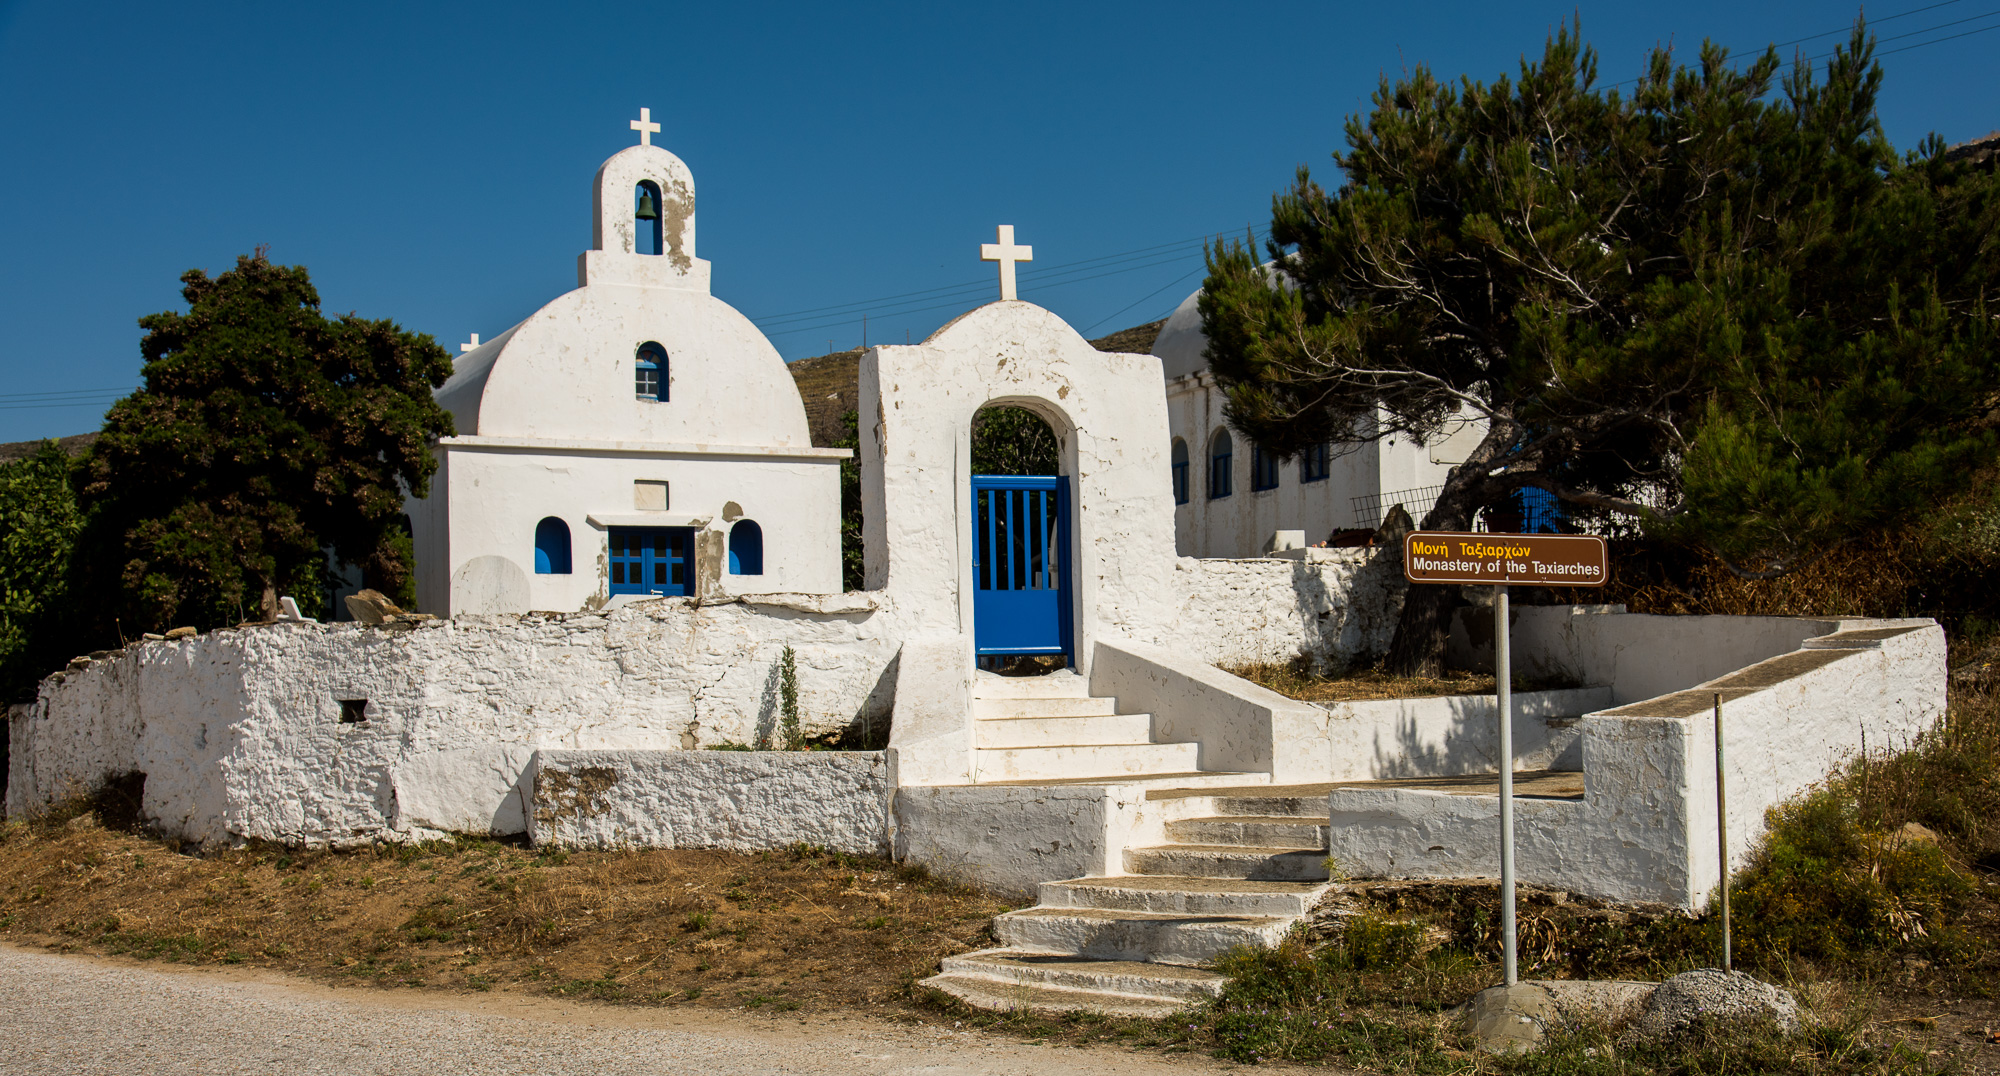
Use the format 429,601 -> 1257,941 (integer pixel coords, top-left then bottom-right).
609,526 -> 694,597
971,475 -> 1072,658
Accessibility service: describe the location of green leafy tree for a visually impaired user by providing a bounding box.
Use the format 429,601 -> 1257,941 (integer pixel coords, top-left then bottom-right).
79,253 -> 455,632
971,405 -> 1061,476
1201,21 -> 2000,673
0,443 -> 83,700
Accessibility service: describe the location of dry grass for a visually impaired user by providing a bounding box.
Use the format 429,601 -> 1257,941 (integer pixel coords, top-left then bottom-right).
1224,661 -> 1584,703
0,819 -> 1008,1013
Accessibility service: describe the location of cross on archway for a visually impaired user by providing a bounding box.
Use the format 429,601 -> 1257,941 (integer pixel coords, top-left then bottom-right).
460,333 -> 481,354
630,107 -> 661,147
980,225 -> 1033,301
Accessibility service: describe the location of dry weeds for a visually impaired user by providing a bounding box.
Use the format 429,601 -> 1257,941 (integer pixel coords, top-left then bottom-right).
0,821 -> 1009,1013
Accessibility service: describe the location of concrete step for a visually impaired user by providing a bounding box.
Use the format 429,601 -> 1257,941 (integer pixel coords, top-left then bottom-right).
1125,844 -> 1330,882
936,948 -> 1228,1002
1167,815 -> 1330,849
971,670 -> 1092,700
918,973 -> 1192,1018
995,906 -> 1291,965
1040,876 -> 1335,917
972,696 -> 1119,720
975,713 -> 1152,748
1205,794 -> 1330,818
975,742 -> 1199,783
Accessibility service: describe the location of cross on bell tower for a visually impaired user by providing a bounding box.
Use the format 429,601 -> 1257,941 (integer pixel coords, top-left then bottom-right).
630,107 -> 661,147
980,225 -> 1033,301
460,333 -> 481,354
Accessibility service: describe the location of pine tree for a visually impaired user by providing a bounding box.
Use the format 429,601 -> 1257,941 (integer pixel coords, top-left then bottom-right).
1201,20 -> 2000,673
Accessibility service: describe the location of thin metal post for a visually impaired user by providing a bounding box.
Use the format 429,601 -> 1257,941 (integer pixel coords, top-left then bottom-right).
1715,692 -> 1731,972
1496,584 -> 1517,986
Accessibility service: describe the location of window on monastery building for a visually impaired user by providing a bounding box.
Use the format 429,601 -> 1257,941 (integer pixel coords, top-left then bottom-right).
1170,438 -> 1189,505
635,181 -> 664,256
729,519 -> 765,575
1208,430 -> 1233,500
1300,442 -> 1331,483
636,342 -> 668,401
534,516 -> 572,575
1251,444 -> 1281,492
609,526 -> 695,597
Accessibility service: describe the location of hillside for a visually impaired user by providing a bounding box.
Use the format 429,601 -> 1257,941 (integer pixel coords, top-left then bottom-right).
784,319 -> 1168,448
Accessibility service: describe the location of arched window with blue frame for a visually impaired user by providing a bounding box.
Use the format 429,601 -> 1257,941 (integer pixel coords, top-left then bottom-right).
635,342 -> 667,401
729,519 -> 764,575
533,516 -> 572,575
1208,429 -> 1233,500
1170,438 -> 1190,505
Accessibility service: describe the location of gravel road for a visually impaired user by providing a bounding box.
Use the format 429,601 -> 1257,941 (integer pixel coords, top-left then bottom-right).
0,945 -> 1250,1075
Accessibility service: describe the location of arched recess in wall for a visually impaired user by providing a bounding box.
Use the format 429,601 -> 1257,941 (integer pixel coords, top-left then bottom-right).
1208,429 -> 1234,499
534,516 -> 572,574
635,342 -> 668,401
1170,437 -> 1190,504
634,181 -> 664,255
729,520 -> 764,575
970,405 -> 1061,475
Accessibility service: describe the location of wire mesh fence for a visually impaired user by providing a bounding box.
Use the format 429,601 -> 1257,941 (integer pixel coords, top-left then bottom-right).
1351,485 -> 1575,533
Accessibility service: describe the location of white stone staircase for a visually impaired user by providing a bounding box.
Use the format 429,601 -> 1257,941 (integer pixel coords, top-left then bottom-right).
972,670 -> 1208,783
921,784 -> 1338,1015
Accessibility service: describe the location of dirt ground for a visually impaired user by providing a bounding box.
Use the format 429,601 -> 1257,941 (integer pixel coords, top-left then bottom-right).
0,815 -> 1009,1014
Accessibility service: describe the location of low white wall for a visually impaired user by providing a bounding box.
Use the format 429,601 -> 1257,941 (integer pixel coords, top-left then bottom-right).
894,782 -> 1148,899
1089,638 -> 1326,782
1329,620 -> 1946,907
1447,606 -> 1842,706
529,749 -> 891,856
1322,687 -> 1612,779
6,598 -> 900,846
1167,548 -> 1406,673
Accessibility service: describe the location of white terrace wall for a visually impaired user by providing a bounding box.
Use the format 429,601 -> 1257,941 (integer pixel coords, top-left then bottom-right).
1330,618 -> 1945,907
6,596 -> 900,847
1171,548 -> 1406,673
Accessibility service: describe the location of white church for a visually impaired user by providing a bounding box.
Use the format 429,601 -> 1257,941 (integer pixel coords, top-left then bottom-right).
408,110 -> 847,616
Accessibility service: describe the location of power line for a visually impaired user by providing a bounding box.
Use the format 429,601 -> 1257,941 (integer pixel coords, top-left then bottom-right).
1605,2 -> 2000,88
1080,266 -> 1208,336
0,387 -> 134,402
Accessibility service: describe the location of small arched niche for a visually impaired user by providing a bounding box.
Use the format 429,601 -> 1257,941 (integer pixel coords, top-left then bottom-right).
634,181 -> 664,256
729,519 -> 764,575
971,404 -> 1061,476
533,516 -> 572,574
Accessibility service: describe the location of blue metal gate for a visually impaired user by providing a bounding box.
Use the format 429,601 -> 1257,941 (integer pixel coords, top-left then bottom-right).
971,475 -> 1071,657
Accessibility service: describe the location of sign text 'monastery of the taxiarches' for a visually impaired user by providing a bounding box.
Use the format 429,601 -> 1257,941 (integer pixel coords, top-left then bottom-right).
1402,532 -> 1609,587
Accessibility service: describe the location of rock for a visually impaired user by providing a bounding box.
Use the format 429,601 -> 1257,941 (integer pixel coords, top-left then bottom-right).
1457,980 -> 1657,1054
1622,969 -> 1799,1043
163,626 -> 197,640
141,633 -> 165,641
344,589 -> 404,625
1888,821 -> 1941,850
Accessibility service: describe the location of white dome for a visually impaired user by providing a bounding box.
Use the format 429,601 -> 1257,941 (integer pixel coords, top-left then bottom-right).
1148,260 -> 1295,382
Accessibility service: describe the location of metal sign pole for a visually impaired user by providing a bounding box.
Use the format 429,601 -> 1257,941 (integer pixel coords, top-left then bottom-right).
1496,583 -> 1517,986
1715,692 -> 1731,972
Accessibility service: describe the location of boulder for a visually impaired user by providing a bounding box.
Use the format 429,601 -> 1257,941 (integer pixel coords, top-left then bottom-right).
1457,979 -> 1657,1054
1622,969 -> 1799,1043
344,589 -> 404,625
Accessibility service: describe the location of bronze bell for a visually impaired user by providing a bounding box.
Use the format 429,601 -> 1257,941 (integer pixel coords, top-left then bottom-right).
635,191 -> 659,221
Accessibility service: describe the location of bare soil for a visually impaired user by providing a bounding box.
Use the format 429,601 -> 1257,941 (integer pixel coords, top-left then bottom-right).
0,817 -> 1009,1015
1225,662 -> 1507,703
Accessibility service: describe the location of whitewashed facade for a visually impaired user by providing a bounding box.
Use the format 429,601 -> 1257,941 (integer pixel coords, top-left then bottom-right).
1151,289 -> 1484,557
409,137 -> 846,616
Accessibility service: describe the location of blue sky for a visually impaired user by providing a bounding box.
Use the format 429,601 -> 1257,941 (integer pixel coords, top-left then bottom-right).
0,0 -> 1994,443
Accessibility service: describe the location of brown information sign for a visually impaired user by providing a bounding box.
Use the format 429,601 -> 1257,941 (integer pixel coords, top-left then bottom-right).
1403,531 -> 1608,587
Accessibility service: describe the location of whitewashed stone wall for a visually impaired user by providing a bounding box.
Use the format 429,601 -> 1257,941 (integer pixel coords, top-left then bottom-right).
1168,548 -> 1406,672
6,596 -> 900,847
530,750 -> 890,855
